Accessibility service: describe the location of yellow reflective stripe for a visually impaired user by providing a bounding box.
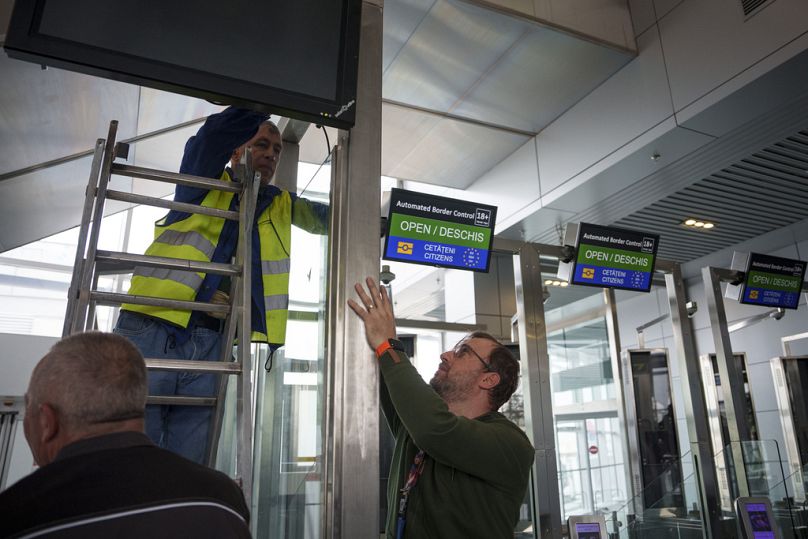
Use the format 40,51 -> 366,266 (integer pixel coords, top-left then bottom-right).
133,267 -> 204,290
261,259 -> 290,275
153,229 -> 216,258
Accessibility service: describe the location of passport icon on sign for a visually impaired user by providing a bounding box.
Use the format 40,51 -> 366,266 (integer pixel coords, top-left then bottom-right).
749,290 -> 759,299
397,241 -> 414,255
582,267 -> 595,279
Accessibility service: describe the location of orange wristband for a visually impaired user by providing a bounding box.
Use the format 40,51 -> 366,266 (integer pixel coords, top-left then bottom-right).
375,341 -> 392,358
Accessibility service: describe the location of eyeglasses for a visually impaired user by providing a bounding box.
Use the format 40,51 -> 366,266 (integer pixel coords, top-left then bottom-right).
452,341 -> 493,372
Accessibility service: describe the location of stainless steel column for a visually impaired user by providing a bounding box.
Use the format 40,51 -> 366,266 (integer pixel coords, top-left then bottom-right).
701,266 -> 751,497
323,1 -> 383,537
513,243 -> 562,538
664,262 -> 723,537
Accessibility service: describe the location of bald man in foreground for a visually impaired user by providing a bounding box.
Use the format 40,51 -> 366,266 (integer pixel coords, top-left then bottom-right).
0,332 -> 250,539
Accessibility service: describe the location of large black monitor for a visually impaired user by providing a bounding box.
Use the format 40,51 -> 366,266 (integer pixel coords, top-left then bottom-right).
4,0 -> 362,128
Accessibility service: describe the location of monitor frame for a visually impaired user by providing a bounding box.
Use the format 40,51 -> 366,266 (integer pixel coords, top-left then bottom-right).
735,496 -> 780,539
3,0 -> 362,129
382,187 -> 497,273
567,515 -> 607,539
570,222 -> 659,293
739,252 -> 806,311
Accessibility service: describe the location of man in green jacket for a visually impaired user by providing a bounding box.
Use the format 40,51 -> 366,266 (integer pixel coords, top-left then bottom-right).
349,277 -> 535,539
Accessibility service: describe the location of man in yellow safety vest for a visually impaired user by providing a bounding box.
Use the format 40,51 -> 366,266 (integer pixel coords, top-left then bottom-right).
114,106 -> 327,463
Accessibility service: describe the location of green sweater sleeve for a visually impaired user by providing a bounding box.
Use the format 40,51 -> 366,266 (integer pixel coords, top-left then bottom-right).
379,350 -> 534,487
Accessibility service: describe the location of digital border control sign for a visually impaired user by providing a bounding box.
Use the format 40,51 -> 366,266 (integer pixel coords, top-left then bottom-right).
384,188 -> 496,272
572,223 -> 659,292
741,252 -> 806,310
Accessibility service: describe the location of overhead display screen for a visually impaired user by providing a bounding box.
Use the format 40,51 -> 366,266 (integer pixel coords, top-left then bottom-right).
383,188 -> 496,272
4,0 -> 361,128
572,223 -> 659,292
574,523 -> 603,539
744,502 -> 775,539
741,253 -> 806,310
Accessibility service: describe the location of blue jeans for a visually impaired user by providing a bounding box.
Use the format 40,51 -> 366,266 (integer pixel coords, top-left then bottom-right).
114,311 -> 222,464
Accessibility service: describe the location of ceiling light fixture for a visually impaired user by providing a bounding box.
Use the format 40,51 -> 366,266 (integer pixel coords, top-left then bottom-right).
682,218 -> 716,230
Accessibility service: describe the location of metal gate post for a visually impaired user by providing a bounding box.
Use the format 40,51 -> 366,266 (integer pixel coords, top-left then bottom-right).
664,262 -> 724,537
513,243 -> 562,538
702,266 -> 751,498
323,1 -> 384,537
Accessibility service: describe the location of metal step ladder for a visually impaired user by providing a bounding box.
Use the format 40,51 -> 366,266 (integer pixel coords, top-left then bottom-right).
63,120 -> 259,501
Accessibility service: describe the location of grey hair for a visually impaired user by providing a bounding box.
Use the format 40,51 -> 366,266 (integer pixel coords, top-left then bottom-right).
27,332 -> 147,429
261,120 -> 280,135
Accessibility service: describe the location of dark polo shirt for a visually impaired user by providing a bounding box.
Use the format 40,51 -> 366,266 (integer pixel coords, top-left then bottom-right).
0,432 -> 250,538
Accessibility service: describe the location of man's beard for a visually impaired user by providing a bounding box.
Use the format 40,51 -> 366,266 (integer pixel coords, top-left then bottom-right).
429,369 -> 478,404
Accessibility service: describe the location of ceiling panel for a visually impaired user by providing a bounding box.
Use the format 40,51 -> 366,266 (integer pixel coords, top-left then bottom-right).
382,103 -> 530,188
383,0 -> 531,112
382,0 -> 437,73
451,24 -> 632,133
612,130 -> 808,263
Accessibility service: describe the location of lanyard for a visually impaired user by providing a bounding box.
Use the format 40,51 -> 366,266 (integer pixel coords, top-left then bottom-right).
396,449 -> 426,539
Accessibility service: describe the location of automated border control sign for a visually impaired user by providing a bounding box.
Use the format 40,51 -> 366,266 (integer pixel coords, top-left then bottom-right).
572,223 -> 660,293
740,252 -> 806,310
384,188 -> 497,272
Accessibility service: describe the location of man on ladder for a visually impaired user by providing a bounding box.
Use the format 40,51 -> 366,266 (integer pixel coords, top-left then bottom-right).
114,106 -> 328,464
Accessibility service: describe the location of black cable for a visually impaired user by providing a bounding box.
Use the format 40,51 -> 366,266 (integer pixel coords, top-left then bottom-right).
299,126 -> 335,197
317,124 -> 331,163
264,346 -> 280,372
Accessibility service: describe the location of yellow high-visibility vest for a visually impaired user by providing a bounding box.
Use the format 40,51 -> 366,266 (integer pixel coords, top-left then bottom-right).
123,171 -> 294,344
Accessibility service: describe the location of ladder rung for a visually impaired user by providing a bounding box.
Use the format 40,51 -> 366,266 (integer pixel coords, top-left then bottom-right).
105,190 -> 240,221
91,291 -> 230,315
95,250 -> 241,276
147,396 -> 216,406
112,163 -> 243,193
145,358 -> 242,374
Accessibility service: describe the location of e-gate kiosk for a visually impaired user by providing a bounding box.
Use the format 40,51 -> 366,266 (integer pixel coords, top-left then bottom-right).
559,224 -> 689,515
770,354 -> 808,501
567,515 -> 607,539
735,497 -> 781,539
705,251 -> 807,536
622,348 -> 685,512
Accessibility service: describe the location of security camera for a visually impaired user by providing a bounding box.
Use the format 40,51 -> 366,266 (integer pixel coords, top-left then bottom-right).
380,265 -> 396,285
686,301 -> 698,318
770,308 -> 785,321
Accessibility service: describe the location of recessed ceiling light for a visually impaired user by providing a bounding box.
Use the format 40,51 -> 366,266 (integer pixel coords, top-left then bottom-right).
544,279 -> 553,285
559,282 -> 569,287
682,218 -> 716,229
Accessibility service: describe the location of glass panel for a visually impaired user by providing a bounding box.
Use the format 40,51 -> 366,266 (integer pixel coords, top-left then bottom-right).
607,445 -> 711,538
246,157 -> 330,538
709,354 -> 760,443
724,440 -> 799,539
628,349 -> 684,511
547,313 -> 629,521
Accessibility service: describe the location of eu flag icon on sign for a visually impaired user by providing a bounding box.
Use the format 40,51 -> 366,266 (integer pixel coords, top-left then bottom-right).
582,267 -> 595,279
397,241 -> 414,255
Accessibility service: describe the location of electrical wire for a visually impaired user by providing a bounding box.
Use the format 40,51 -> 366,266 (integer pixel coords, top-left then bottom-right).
299,125 -> 334,197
